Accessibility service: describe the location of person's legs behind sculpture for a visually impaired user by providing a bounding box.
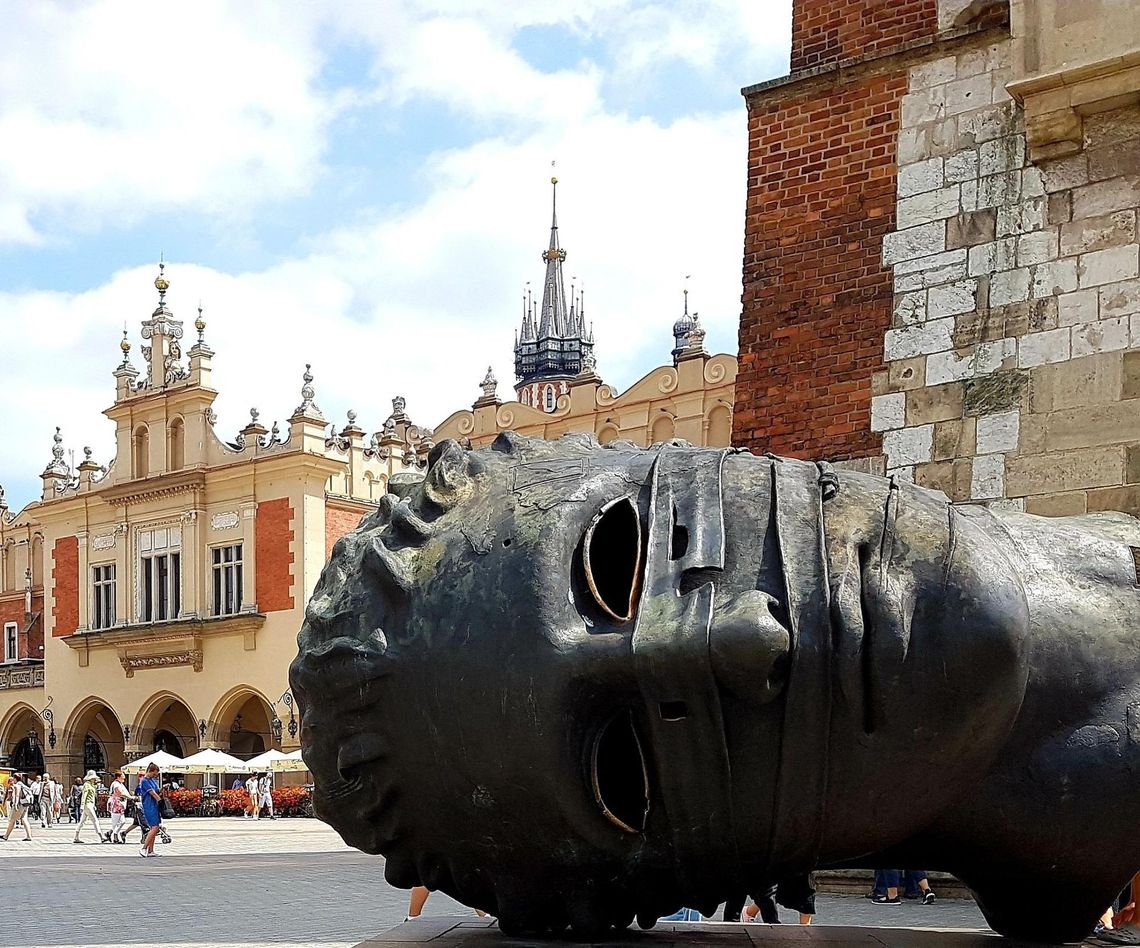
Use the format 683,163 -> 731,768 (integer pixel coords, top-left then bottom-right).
872,870 -> 902,905
904,870 -> 936,905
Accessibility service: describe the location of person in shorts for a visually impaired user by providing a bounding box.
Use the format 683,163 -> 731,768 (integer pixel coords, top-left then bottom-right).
138,763 -> 163,858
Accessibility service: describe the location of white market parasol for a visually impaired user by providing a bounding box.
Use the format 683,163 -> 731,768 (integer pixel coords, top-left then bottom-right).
246,749 -> 310,772
123,750 -> 185,772
167,748 -> 250,774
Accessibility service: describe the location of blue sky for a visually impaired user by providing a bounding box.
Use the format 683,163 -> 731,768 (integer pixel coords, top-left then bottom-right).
0,0 -> 791,509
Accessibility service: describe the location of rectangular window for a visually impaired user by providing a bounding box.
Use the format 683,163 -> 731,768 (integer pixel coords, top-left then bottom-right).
3,622 -> 16,663
211,543 -> 243,616
92,564 -> 116,630
138,527 -> 181,623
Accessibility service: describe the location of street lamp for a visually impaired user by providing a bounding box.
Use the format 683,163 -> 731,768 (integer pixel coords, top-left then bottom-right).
41,697 -> 56,749
278,690 -> 297,740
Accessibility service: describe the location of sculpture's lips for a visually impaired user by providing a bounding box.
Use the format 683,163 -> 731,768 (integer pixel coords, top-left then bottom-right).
290,635 -> 395,852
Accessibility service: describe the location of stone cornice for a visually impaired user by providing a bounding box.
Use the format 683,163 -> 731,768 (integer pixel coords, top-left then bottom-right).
1008,53 -> 1140,160
61,611 -> 265,652
742,22 -> 1007,106
325,495 -> 378,513
96,470 -> 207,506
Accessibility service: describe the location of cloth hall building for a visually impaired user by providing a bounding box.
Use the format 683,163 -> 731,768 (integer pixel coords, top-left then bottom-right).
0,266 -> 435,779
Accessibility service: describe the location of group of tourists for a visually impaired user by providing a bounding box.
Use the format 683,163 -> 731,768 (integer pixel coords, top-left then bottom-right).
2,763 -> 167,856
230,772 -> 277,819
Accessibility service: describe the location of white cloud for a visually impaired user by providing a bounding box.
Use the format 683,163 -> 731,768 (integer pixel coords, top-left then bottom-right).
0,1 -> 791,506
0,107 -> 745,507
0,0 -> 338,243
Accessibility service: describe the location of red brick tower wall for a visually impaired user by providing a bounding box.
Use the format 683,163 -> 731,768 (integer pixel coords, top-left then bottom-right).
325,501 -> 367,560
736,0 -> 938,460
256,498 -> 295,613
791,0 -> 937,72
51,536 -> 78,636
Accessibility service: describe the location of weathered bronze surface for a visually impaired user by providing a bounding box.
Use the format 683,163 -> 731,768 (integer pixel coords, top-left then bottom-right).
291,434 -> 1140,943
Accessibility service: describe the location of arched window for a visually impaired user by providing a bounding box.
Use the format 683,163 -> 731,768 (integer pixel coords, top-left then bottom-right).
707,405 -> 732,448
2,542 -> 15,592
30,536 -> 43,587
133,425 -> 150,479
598,426 -> 619,446
169,417 -> 185,471
83,734 -> 106,773
650,414 -> 675,445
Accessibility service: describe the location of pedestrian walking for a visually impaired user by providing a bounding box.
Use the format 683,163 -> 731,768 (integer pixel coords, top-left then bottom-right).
119,769 -> 146,843
903,870 -> 937,905
68,777 -> 82,823
138,763 -> 163,858
50,774 -> 63,825
27,773 -> 42,825
245,773 -> 260,820
2,773 -> 33,841
38,772 -> 55,829
108,770 -> 130,843
73,771 -> 107,844
259,772 -> 275,819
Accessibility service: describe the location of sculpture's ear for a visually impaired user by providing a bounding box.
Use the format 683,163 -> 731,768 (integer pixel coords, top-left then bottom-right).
423,438 -> 477,511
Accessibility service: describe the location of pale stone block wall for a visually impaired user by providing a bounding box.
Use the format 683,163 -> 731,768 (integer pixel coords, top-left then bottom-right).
873,33 -> 1140,517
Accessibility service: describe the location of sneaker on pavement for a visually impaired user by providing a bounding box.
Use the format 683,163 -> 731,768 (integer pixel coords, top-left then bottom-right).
922,891 -> 936,905
871,895 -> 902,905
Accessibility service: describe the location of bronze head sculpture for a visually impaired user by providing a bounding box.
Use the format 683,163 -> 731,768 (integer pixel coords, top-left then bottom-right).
290,433 -> 1140,943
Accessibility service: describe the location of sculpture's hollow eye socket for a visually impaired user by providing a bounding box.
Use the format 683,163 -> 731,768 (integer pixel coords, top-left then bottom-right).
590,709 -> 649,834
582,497 -> 642,622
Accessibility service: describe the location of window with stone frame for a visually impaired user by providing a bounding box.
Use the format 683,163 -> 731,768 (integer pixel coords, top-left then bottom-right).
211,542 -> 244,616
137,526 -> 181,623
3,622 -> 16,663
91,563 -> 116,630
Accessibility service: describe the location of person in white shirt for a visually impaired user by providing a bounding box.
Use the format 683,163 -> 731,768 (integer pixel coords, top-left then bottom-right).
107,770 -> 130,843
2,774 -> 33,841
28,775 -> 42,826
245,774 -> 259,820
259,772 -> 275,820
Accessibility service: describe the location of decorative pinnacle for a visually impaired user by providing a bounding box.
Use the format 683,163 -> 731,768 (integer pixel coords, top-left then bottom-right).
119,328 -> 131,366
154,260 -> 169,299
250,407 -> 260,424
0,484 -> 6,509
83,446 -> 92,460
293,363 -> 323,419
195,302 -> 206,342
347,409 -> 357,425
479,366 -> 498,399
52,427 -> 64,461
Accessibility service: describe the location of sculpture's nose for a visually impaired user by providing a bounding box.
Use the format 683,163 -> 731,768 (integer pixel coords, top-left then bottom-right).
709,590 -> 791,705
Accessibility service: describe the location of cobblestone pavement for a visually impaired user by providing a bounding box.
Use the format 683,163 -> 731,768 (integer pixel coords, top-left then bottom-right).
3,818 -> 989,948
